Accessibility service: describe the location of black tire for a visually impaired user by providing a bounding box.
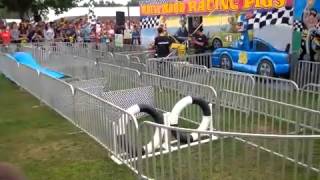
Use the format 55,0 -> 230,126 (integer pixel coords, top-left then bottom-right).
212,38 -> 223,50
220,54 -> 232,70
257,60 -> 275,77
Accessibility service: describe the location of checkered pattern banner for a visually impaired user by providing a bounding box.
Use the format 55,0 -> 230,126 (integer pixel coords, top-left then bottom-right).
293,20 -> 303,32
88,0 -> 97,25
247,6 -> 293,30
140,16 -> 160,29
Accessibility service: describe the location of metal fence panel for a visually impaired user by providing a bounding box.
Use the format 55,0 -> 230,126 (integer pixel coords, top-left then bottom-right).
294,61 -> 320,88
252,75 -> 299,105
216,90 -> 320,134
138,122 -> 320,180
146,59 -> 255,95
39,73 -> 75,121
73,88 -> 142,173
141,72 -> 217,125
14,64 -> 42,99
298,84 -> 320,112
99,63 -> 141,91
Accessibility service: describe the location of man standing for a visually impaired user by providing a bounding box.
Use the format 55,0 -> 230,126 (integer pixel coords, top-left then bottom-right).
154,26 -> 173,76
154,27 -> 173,58
192,27 -> 209,67
192,27 -> 207,54
81,22 -> 92,43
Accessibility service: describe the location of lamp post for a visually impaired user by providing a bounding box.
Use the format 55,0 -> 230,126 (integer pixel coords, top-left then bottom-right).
127,4 -> 130,29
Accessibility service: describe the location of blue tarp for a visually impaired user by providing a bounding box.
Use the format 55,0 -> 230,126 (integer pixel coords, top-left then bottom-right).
11,52 -> 65,79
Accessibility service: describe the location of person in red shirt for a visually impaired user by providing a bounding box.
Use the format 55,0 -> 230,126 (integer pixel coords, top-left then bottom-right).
0,26 -> 12,46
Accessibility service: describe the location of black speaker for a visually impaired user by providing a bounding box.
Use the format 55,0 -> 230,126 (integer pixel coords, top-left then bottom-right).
116,11 -> 125,26
188,16 -> 203,34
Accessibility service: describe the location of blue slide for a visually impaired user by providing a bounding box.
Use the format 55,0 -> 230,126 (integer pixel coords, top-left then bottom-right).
11,52 -> 65,79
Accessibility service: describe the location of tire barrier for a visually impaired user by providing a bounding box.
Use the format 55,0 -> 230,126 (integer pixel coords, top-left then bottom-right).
115,104 -> 164,157
169,96 -> 215,143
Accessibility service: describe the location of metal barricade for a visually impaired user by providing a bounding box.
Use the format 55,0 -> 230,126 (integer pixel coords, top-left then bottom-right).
294,61 -> 320,88
146,58 -> 255,95
92,49 -> 114,64
146,58 -> 320,111
113,53 -> 130,66
125,51 -> 155,64
0,54 -> 19,82
130,62 -> 147,72
252,75 -> 299,105
2,49 -> 320,180
216,90 -> 320,134
14,64 -> 42,100
73,88 -> 142,172
298,84 -> 320,112
42,54 -> 100,80
39,73 -> 75,121
0,53 -> 145,174
141,72 -> 217,125
156,53 -> 212,67
99,63 -> 141,91
138,122 -> 320,180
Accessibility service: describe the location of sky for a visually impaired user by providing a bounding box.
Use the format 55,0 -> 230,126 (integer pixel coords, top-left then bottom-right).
80,0 -> 131,6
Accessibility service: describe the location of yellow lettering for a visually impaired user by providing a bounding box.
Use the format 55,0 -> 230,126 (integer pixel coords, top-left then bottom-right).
261,0 -> 273,8
156,5 -> 161,14
178,2 -> 185,13
162,3 -> 169,14
198,0 -> 206,12
220,0 -> 229,10
229,0 -> 238,10
273,0 -> 286,8
188,0 -> 197,13
243,0 -> 255,9
146,5 -> 150,15
167,3 -> 173,14
255,0 -> 262,8
212,0 -> 219,10
173,2 -> 179,14
141,5 -> 147,15
150,5 -> 154,15
206,0 -> 214,11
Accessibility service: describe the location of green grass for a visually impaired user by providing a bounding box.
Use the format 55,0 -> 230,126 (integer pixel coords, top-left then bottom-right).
0,74 -> 135,180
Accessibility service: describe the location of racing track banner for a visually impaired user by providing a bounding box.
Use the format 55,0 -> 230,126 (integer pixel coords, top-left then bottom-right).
140,0 -> 291,16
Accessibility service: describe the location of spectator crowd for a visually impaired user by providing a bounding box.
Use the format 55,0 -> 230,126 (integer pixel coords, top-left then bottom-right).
0,17 -> 141,46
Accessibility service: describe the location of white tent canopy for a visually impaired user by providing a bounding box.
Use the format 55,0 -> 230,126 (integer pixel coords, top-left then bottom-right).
47,6 -> 140,22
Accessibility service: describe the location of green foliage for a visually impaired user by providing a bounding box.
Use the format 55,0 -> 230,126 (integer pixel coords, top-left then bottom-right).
0,0 -> 80,19
79,0 -> 123,7
127,0 -> 139,6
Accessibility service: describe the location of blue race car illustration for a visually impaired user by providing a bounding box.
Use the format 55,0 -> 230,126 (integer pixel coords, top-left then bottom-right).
211,38 -> 290,77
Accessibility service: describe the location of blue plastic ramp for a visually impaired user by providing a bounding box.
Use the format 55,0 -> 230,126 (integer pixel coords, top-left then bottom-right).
12,52 -> 65,79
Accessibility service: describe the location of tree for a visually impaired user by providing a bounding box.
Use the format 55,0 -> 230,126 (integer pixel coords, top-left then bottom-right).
82,3 -> 89,7
78,0 -> 123,7
0,0 -> 32,18
98,0 -> 106,7
127,0 -> 139,6
0,0 -> 80,19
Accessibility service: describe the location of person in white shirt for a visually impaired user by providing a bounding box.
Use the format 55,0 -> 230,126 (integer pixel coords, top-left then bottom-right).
44,22 -> 55,42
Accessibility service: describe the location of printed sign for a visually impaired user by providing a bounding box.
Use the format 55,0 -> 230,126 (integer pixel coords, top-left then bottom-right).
115,34 -> 123,47
124,29 -> 132,39
140,0 -> 289,16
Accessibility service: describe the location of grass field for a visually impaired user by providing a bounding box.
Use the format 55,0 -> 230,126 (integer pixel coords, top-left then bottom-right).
0,74 -> 135,180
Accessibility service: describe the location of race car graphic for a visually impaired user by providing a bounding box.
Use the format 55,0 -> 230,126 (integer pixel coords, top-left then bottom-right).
212,38 -> 290,77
